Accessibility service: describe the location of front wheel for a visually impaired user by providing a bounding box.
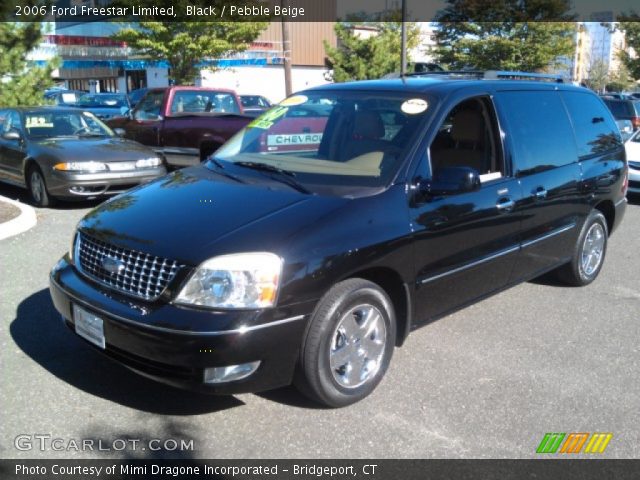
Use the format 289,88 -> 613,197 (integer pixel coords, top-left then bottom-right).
556,210 -> 608,286
27,165 -> 55,208
295,278 -> 396,407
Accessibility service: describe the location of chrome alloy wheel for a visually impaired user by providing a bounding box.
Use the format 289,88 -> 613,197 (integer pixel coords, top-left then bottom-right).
581,222 -> 605,276
30,170 -> 45,204
329,304 -> 387,389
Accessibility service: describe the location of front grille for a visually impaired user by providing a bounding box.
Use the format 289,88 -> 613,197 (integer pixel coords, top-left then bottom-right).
76,232 -> 180,301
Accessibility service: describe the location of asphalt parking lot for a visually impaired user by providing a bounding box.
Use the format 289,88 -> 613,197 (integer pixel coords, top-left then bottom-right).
1,183 -> 639,459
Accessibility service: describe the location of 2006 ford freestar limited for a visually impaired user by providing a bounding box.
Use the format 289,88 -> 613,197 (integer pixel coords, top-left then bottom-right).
50,74 -> 628,407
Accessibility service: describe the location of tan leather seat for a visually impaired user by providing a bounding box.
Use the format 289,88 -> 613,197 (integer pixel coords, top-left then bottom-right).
343,111 -> 390,160
431,110 -> 487,173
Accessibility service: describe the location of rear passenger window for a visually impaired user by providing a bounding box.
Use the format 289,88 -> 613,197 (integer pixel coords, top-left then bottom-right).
561,92 -> 621,158
498,91 -> 577,176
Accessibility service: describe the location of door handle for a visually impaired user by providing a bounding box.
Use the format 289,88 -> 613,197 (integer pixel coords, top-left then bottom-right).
534,186 -> 548,199
496,197 -> 515,212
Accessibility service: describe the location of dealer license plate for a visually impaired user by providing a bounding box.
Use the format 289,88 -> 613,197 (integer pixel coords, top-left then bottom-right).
73,304 -> 105,349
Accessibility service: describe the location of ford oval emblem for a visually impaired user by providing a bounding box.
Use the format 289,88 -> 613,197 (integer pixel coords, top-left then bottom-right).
102,256 -> 126,275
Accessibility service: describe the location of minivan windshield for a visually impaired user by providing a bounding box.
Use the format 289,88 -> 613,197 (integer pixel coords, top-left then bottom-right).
214,91 -> 433,189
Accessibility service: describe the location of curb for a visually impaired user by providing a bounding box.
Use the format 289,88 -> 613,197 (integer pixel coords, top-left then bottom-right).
0,195 -> 37,241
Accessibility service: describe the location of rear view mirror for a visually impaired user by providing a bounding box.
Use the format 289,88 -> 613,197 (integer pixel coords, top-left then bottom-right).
2,129 -> 21,141
424,166 -> 481,196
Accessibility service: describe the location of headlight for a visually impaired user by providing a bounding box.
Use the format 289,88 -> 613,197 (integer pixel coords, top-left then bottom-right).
69,231 -> 76,264
135,157 -> 162,168
53,161 -> 107,172
175,253 -> 283,309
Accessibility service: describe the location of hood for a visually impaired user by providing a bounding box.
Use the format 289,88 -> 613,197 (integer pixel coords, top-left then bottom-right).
78,166 -> 347,265
78,106 -> 126,119
33,137 -> 158,162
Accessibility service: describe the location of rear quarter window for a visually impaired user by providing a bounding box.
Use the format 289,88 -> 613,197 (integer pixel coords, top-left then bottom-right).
497,91 -> 578,176
604,100 -> 633,117
561,91 -> 622,158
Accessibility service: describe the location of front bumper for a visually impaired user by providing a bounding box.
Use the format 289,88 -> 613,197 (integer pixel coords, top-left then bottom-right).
46,166 -> 167,199
49,257 -> 311,394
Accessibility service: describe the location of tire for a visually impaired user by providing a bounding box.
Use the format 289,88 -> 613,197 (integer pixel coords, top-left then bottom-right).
295,278 -> 396,407
556,210 -> 608,286
27,165 -> 55,208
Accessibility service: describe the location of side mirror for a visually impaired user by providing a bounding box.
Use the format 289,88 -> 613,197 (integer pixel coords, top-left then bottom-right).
113,128 -> 126,137
422,166 -> 481,196
2,129 -> 21,141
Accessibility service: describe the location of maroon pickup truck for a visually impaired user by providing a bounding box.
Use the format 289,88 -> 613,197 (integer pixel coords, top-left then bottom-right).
108,86 -> 252,167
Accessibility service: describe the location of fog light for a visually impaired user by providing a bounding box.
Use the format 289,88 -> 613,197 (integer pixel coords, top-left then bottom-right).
203,361 -> 261,384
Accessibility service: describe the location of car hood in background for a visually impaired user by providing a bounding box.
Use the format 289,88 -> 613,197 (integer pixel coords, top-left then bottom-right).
32,137 -> 158,162
77,166 -> 347,266
76,106 -> 126,119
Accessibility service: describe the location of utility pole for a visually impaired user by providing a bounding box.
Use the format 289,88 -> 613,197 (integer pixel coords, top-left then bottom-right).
281,5 -> 292,97
400,0 -> 407,76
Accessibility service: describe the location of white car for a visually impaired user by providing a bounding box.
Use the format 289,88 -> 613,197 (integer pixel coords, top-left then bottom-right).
625,129 -> 640,194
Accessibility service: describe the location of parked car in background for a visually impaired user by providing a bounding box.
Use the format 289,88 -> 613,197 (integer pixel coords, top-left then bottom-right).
602,93 -> 629,100
601,97 -> 640,133
614,118 -> 634,142
50,74 -> 627,407
0,107 -> 167,207
239,95 -> 272,116
75,93 -> 131,120
108,86 -> 252,167
625,129 -> 640,195
44,89 -> 85,106
127,88 -> 150,108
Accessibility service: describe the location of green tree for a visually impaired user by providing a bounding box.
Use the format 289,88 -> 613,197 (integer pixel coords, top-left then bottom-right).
606,63 -> 634,92
617,15 -> 640,81
0,4 -> 57,106
111,1 -> 268,85
434,0 -> 576,71
324,22 -> 420,82
585,58 -> 609,93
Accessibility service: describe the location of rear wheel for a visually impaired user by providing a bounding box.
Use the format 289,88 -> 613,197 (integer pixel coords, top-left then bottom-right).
27,165 -> 55,208
556,210 -> 608,286
295,278 -> 396,407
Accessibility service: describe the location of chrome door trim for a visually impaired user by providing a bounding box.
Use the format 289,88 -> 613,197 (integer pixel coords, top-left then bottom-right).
521,222 -> 576,249
418,245 -> 520,285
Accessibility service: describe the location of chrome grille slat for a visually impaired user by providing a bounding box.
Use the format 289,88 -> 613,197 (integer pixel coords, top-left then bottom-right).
76,232 -> 180,301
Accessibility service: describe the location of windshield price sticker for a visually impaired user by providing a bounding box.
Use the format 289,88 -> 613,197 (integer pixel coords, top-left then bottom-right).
280,95 -> 308,107
401,98 -> 428,114
248,106 -> 289,129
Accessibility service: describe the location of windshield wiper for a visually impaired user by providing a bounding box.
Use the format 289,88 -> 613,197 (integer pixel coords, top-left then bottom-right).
207,157 -> 244,183
234,161 -> 311,194
77,132 -> 106,137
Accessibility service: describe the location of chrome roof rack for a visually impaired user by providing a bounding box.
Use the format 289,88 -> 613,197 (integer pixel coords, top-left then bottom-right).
483,70 -> 566,83
404,70 -> 566,83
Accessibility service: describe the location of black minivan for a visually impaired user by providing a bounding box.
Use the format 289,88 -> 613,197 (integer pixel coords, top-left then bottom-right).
50,73 -> 628,407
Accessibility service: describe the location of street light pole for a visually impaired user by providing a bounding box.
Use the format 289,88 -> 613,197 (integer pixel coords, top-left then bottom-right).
281,5 -> 292,97
400,0 -> 407,76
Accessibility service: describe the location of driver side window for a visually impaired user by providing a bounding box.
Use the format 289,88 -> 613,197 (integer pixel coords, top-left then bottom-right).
134,91 -> 164,121
2,111 -> 22,134
429,96 -> 504,183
